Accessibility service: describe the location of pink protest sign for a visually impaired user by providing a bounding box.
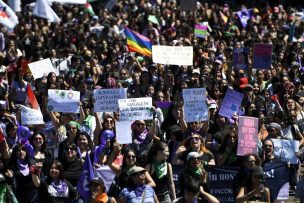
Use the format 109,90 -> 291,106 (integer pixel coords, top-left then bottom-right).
237,116 -> 259,156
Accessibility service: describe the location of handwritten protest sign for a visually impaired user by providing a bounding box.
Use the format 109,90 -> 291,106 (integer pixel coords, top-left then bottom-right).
115,121 -> 133,144
180,0 -> 197,11
21,105 -> 44,125
93,88 -> 127,112
233,47 -> 249,69
219,89 -> 243,119
47,89 -> 80,113
272,139 -> 299,164
237,116 -> 258,155
118,97 -> 153,121
253,43 -> 273,69
183,88 -> 208,122
28,58 -> 59,79
194,23 -> 208,38
152,45 -> 193,66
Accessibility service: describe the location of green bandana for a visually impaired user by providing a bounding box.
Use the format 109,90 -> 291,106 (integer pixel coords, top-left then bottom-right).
153,160 -> 167,179
190,167 -> 203,178
84,115 -> 93,129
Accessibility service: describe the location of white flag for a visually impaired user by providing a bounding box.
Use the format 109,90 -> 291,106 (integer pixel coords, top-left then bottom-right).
0,1 -> 18,29
7,0 -> 21,12
48,0 -> 86,4
33,0 -> 60,23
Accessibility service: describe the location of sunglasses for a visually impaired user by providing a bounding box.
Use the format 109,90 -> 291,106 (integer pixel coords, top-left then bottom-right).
105,120 -> 114,124
127,155 -> 136,159
136,123 -> 145,127
190,137 -> 200,141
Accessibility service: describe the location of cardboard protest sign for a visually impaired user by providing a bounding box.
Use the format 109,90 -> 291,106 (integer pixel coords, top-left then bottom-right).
152,45 -> 193,66
115,121 -> 133,144
28,58 -> 58,79
237,116 -> 258,156
21,105 -> 44,125
233,47 -> 249,69
118,97 -> 153,121
93,88 -> 127,112
47,89 -> 80,113
253,43 -> 273,69
183,88 -> 208,122
219,89 -> 243,119
272,139 -> 299,164
180,0 -> 197,11
194,23 -> 208,38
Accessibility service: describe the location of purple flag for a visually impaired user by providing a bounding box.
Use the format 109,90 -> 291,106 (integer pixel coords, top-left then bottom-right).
236,9 -> 252,27
77,151 -> 94,199
156,101 -> 173,109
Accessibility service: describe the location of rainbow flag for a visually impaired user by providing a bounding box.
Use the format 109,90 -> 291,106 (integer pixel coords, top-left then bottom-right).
124,27 -> 152,57
194,23 -> 208,38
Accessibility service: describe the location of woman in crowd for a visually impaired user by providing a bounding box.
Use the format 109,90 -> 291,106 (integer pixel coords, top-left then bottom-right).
145,142 -> 176,202
118,166 -> 159,203
32,160 -> 77,203
173,133 -> 215,166
179,152 -> 219,203
107,147 -> 155,199
7,144 -> 38,203
29,132 -> 54,177
236,166 -> 270,203
216,126 -> 240,166
75,131 -> 93,161
61,142 -> 83,187
90,177 -> 117,203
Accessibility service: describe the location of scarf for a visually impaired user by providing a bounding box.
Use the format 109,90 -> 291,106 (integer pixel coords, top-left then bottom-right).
51,180 -> 68,197
133,184 -> 146,197
190,167 -> 203,178
95,192 -> 108,203
84,115 -> 93,130
17,159 -> 29,176
134,129 -> 148,144
153,160 -> 167,179
0,184 -> 6,202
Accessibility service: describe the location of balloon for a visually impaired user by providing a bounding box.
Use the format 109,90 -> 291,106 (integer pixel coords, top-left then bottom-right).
100,130 -> 115,146
17,126 -> 31,143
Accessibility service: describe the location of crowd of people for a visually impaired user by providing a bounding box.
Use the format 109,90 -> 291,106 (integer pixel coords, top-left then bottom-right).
0,0 -> 304,203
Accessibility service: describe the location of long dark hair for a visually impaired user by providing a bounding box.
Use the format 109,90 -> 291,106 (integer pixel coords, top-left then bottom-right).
121,149 -> 137,170
29,132 -> 47,153
8,144 -> 31,169
75,131 -> 93,151
46,160 -> 66,184
146,142 -> 167,164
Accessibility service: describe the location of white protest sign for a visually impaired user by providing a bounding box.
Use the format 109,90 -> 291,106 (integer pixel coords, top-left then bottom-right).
152,45 -> 193,66
183,88 -> 208,122
115,121 -> 133,144
21,105 -> 44,125
118,97 -> 153,121
47,89 -> 80,113
94,88 -> 127,112
28,58 -> 58,79
272,139 -> 299,164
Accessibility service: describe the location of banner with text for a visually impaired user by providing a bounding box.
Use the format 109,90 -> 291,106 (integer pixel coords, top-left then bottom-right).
21,105 -> 44,125
237,116 -> 258,156
118,97 -> 153,121
93,88 -> 127,112
152,45 -> 193,66
183,88 -> 208,122
272,139 -> 299,164
207,167 -> 239,203
253,43 -> 273,69
233,47 -> 249,69
47,89 -> 80,113
219,89 -> 243,119
28,58 -> 59,79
